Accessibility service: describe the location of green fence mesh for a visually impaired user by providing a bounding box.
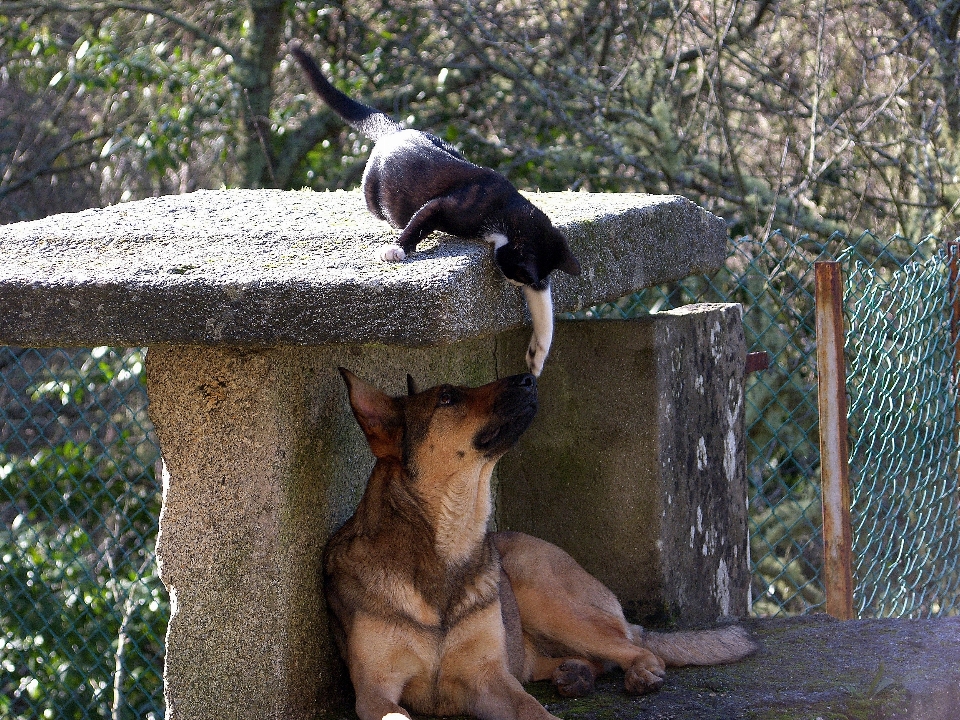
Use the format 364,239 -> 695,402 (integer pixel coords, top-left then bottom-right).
2,230 -> 958,718
1,348 -> 165,720
570,229 -> 941,617
844,250 -> 960,618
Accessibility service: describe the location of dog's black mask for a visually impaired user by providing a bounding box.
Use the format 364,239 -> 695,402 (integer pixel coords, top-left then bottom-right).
473,373 -> 538,456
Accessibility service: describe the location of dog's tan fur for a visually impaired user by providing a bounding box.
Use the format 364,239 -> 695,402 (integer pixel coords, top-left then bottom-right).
327,370 -> 757,720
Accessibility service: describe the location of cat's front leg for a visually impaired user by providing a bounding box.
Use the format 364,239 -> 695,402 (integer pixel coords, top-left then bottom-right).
377,244 -> 407,262
522,283 -> 554,377
377,198 -> 447,263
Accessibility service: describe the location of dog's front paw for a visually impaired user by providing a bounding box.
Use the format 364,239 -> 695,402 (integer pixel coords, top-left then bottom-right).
526,333 -> 547,377
624,653 -> 666,695
377,243 -> 407,262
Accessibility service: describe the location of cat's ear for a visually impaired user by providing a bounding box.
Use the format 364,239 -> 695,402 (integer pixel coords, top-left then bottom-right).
557,243 -> 581,276
550,229 -> 581,276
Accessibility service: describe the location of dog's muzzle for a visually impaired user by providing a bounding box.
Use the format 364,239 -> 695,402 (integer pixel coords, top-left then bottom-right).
473,374 -> 538,456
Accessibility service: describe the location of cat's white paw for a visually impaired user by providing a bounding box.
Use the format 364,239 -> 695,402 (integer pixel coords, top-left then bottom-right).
377,243 -> 407,262
527,334 -> 548,377
522,284 -> 554,377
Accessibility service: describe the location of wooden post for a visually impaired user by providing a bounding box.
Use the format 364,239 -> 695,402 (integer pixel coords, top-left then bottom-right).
815,260 -> 854,620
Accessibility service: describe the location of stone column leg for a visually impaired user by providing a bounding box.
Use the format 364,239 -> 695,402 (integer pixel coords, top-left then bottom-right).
145,342 -> 496,720
495,303 -> 750,626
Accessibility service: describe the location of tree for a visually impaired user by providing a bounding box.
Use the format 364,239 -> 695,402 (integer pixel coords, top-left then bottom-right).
1,0 -> 956,239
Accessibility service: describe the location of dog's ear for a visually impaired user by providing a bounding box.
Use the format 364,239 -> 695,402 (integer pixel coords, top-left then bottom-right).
339,368 -> 403,459
406,373 -> 418,396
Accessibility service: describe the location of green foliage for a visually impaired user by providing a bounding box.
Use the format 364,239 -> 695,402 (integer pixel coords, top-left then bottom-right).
2,1 -> 957,236
0,4 -> 243,218
0,349 -> 164,719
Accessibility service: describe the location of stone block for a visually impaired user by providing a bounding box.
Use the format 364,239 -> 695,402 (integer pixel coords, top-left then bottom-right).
496,305 -> 749,626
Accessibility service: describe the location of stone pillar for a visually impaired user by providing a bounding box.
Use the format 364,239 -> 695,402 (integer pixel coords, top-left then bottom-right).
145,304 -> 749,720
146,341 -> 498,720
496,304 -> 749,627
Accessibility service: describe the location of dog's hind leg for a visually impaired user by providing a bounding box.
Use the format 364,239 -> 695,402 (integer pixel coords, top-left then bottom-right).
493,531 -> 667,695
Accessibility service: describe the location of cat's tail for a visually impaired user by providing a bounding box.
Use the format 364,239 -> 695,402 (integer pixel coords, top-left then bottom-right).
290,42 -> 402,141
629,624 -> 759,667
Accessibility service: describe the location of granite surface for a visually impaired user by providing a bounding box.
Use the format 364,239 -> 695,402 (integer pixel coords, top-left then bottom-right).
0,189 -> 726,346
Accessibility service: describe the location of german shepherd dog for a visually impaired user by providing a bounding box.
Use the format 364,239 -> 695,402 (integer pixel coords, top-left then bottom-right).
327,370 -> 758,720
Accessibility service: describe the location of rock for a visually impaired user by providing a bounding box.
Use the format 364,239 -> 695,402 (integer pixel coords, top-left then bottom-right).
0,189 -> 725,347
522,615 -> 960,720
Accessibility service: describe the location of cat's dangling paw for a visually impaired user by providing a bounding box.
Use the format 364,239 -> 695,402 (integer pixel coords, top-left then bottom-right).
526,333 -> 548,377
522,284 -> 554,377
377,243 -> 407,262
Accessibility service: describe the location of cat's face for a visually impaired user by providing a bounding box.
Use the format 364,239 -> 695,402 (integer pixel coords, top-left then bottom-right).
495,226 -> 580,289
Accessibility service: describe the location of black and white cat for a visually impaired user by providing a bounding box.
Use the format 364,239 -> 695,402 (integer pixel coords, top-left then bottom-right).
291,44 -> 581,376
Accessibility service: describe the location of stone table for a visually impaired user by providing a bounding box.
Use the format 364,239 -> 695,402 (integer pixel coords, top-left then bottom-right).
0,189 -> 747,720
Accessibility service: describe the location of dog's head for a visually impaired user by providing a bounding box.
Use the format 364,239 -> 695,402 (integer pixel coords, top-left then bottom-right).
339,370 -> 538,467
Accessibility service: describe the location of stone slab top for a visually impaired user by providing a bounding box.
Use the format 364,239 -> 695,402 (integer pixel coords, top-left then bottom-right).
0,189 -> 726,347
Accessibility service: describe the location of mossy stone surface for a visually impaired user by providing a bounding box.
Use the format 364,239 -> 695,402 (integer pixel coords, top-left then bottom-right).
0,189 -> 725,347
528,616 -> 959,720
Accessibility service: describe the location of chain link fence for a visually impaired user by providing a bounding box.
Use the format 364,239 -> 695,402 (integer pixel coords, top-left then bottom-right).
845,249 -> 960,617
1,348 -> 165,719
570,229 -> 950,617
2,230 -> 959,718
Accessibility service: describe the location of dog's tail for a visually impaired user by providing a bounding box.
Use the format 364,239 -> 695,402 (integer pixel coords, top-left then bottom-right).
630,624 -> 759,667
290,43 -> 402,141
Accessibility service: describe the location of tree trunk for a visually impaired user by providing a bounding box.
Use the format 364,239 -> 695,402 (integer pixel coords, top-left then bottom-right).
234,0 -> 288,188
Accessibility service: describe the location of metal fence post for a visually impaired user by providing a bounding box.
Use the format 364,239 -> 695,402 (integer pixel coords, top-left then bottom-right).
815,260 -> 854,620
948,241 -> 960,386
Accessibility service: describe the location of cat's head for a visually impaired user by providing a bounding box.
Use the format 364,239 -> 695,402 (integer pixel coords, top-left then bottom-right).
495,216 -> 581,290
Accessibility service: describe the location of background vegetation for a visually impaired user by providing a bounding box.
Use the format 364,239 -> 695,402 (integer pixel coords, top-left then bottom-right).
2,1 -> 960,717
1,348 -> 162,719
0,0 -> 957,238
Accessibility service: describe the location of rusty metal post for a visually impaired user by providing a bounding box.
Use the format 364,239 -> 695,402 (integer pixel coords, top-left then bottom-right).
949,242 -> 960,495
948,241 -> 960,385
815,260 -> 854,620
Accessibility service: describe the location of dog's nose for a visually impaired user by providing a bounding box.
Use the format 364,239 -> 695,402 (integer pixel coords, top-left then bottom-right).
510,373 -> 536,388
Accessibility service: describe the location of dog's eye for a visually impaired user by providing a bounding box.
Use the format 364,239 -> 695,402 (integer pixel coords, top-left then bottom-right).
437,389 -> 455,407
